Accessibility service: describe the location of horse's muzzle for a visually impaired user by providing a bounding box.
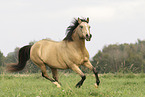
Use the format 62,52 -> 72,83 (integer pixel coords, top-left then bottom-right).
86,34 -> 92,41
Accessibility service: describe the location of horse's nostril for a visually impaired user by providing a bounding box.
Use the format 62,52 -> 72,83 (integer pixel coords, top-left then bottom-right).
86,34 -> 88,37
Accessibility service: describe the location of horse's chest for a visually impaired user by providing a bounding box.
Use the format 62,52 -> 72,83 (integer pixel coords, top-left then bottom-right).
77,51 -> 89,64
69,49 -> 89,66
74,55 -> 89,66
80,57 -> 88,65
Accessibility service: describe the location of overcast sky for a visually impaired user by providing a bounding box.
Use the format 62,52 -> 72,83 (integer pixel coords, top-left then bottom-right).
0,0 -> 145,58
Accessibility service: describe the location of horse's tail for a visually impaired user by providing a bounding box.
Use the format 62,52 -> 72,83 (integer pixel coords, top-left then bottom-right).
6,45 -> 32,72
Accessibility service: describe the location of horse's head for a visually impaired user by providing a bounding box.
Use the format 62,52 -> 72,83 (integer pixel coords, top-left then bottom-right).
63,17 -> 92,42
77,17 -> 92,41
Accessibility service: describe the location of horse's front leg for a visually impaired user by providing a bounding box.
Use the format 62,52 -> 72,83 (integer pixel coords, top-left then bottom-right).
83,60 -> 100,88
71,64 -> 86,88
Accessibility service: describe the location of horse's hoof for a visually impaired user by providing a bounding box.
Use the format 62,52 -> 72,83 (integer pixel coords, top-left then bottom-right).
94,83 -> 98,88
57,85 -> 61,88
75,85 -> 81,88
53,82 -> 61,88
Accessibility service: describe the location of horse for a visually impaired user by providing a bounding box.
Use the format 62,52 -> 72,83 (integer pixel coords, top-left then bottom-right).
6,17 -> 100,88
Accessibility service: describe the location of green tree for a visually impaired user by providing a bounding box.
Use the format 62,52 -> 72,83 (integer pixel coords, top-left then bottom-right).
0,50 -> 5,73
92,40 -> 145,73
5,47 -> 19,63
0,51 -> 5,66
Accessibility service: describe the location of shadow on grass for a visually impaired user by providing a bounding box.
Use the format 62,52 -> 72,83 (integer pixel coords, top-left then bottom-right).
89,92 -> 105,97
89,92 -> 99,96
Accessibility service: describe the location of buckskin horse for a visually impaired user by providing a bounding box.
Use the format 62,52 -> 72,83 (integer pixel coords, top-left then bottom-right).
7,17 -> 100,88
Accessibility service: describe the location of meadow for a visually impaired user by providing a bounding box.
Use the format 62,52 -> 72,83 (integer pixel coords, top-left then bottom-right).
0,73 -> 145,97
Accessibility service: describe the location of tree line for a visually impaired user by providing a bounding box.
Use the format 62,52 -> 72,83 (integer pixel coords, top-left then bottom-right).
91,39 -> 145,73
0,39 -> 145,74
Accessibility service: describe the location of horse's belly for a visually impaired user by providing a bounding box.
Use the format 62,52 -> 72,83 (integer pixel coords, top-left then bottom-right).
44,58 -> 69,69
48,64 -> 69,69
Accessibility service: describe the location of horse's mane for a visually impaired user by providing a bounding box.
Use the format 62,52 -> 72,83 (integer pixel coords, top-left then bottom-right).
63,18 -> 88,41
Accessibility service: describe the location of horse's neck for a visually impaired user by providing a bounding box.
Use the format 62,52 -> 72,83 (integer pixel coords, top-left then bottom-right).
72,32 -> 86,51
74,39 -> 85,50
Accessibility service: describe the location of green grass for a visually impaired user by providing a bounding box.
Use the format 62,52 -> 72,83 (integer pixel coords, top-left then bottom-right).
0,73 -> 145,97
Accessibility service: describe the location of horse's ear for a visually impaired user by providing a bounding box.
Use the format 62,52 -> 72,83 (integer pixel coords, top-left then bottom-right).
87,17 -> 89,23
78,18 -> 82,24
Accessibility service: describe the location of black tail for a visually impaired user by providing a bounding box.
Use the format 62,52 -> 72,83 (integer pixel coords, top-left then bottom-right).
7,45 -> 32,72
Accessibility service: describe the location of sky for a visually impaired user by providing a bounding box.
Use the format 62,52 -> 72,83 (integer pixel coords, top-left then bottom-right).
0,0 -> 145,58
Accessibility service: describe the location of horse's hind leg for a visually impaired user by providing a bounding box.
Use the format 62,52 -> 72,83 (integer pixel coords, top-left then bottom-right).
71,64 -> 86,88
32,60 -> 61,87
51,68 -> 61,85
41,65 -> 61,88
41,65 -> 54,82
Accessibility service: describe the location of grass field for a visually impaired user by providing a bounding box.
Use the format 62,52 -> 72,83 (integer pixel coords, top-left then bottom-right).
0,73 -> 145,97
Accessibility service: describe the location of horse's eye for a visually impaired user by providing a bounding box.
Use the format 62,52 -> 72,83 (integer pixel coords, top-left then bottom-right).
80,26 -> 83,28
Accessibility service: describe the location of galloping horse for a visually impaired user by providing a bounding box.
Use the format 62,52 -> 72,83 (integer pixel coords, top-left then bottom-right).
7,17 -> 100,88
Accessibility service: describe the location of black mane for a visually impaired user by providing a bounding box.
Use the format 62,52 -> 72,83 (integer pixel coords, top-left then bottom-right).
63,18 -> 88,41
